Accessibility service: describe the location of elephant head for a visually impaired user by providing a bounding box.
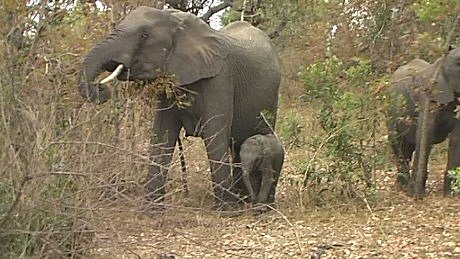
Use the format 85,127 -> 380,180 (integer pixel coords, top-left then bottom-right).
78,7 -> 229,103
430,47 -> 460,104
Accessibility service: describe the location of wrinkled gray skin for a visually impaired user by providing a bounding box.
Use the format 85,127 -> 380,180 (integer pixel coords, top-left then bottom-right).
387,47 -> 460,196
240,134 -> 284,208
78,7 -> 281,210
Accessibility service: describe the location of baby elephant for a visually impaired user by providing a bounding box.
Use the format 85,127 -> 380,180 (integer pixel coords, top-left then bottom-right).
240,134 -> 284,207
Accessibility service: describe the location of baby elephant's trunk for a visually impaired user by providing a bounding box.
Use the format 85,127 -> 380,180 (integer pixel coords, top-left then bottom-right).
242,168 -> 257,202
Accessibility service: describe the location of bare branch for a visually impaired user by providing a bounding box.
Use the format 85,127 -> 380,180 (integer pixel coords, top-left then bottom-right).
240,0 -> 247,21
31,171 -> 90,178
200,0 -> 234,23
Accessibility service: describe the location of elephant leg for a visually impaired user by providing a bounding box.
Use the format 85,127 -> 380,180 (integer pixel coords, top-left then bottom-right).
389,117 -> 416,191
444,121 -> 460,195
202,128 -> 236,210
250,172 -> 262,200
390,136 -> 415,191
231,147 -> 251,201
241,167 -> 256,203
266,173 -> 280,205
256,165 -> 275,205
145,112 -> 181,204
267,158 -> 283,204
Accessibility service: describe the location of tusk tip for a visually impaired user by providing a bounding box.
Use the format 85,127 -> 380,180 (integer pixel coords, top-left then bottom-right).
99,64 -> 124,84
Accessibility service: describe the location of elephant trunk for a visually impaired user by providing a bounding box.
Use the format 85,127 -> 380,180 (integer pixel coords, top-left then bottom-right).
241,165 -> 256,202
78,43 -> 113,103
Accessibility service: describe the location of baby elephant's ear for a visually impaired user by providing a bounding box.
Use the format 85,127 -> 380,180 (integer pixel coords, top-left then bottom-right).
166,12 -> 230,86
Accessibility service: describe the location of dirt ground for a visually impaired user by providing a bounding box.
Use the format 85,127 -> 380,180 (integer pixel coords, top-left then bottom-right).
93,196 -> 459,259
91,136 -> 460,259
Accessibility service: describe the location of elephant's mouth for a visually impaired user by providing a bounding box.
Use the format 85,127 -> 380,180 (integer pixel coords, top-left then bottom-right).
101,61 -> 156,84
101,61 -> 129,83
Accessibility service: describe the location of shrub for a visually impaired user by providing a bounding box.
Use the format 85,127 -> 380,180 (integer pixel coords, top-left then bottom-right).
448,167 -> 460,194
278,110 -> 304,148
220,9 -> 240,26
0,175 -> 94,258
296,54 -> 385,206
0,3 -> 99,256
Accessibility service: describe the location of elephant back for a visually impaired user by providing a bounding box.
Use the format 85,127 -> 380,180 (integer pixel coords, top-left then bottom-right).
386,59 -> 431,123
391,57 -> 455,105
389,58 -> 435,105
221,21 -> 276,58
391,58 -> 430,83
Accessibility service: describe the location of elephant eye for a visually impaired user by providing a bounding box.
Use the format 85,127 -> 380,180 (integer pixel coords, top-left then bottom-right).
141,32 -> 149,39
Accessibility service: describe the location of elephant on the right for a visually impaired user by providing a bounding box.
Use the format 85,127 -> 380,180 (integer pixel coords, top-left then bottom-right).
387,47 -> 460,195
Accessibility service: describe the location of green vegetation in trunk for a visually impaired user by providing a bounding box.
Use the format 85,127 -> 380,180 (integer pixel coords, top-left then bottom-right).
126,72 -> 196,109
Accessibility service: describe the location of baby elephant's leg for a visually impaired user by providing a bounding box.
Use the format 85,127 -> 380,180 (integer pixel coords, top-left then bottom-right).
267,153 -> 283,204
242,168 -> 257,202
256,163 -> 276,204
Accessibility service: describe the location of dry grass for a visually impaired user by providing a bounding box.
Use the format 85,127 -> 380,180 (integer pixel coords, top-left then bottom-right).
90,197 -> 460,258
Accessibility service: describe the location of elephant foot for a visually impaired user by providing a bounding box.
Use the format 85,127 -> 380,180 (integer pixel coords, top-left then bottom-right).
213,201 -> 243,217
140,200 -> 166,217
252,203 -> 275,214
394,172 -> 429,198
145,190 -> 165,201
410,170 -> 429,198
144,191 -> 166,212
404,180 -> 430,198
394,172 -> 411,192
144,178 -> 166,200
239,195 -> 252,204
218,210 -> 244,217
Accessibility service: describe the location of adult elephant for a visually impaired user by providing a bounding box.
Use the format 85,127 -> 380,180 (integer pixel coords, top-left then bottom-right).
387,47 -> 460,196
77,7 -> 281,210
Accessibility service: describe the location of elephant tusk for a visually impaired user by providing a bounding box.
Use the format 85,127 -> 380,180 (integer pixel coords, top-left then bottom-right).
100,64 -> 124,84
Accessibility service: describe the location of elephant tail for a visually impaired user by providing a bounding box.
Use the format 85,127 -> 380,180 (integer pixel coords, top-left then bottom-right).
177,137 -> 188,194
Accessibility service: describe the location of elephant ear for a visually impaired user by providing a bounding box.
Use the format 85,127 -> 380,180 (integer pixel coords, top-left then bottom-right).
431,58 -> 455,104
433,74 -> 454,104
166,11 -> 230,86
